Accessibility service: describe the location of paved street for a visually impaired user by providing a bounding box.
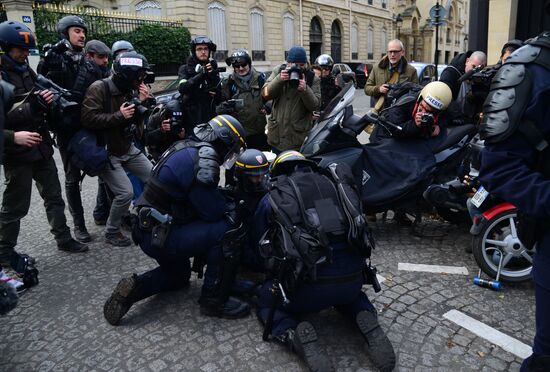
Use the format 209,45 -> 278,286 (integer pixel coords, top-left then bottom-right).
0,136 -> 535,371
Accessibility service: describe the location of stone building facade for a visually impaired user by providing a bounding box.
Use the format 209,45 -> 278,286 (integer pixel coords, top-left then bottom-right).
392,0 -> 469,64
68,0 -> 394,70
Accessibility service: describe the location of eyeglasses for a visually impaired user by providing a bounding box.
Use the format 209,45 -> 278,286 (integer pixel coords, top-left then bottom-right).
196,47 -> 209,52
233,64 -> 248,69
388,50 -> 403,54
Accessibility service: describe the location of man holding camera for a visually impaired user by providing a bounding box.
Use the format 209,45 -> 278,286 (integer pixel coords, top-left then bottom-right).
144,99 -> 186,161
365,39 -> 418,113
178,36 -> 222,129
0,21 -> 88,278
81,52 -> 153,247
217,49 -> 268,150
262,46 -> 320,152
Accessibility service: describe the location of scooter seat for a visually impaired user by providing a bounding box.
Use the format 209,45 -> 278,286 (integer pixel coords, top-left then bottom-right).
432,125 -> 476,153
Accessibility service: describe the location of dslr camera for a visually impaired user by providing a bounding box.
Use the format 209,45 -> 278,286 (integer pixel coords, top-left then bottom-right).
169,110 -> 184,133
125,94 -> 150,119
419,112 -> 435,128
195,59 -> 227,75
287,65 -> 303,88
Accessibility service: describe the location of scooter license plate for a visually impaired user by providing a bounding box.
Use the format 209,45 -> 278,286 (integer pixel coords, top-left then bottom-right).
471,186 -> 489,208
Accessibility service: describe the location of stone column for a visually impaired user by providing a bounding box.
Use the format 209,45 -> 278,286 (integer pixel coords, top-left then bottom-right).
2,0 -> 40,71
487,0 -> 518,64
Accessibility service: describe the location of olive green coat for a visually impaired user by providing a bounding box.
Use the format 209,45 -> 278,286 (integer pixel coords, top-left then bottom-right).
263,66 -> 321,151
364,56 -> 418,98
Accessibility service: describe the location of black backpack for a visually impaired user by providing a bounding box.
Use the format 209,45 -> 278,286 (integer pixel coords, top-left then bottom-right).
263,162 -> 374,294
383,81 -> 423,110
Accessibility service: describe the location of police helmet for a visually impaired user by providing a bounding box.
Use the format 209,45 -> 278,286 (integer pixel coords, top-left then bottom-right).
314,54 -> 334,68
84,40 -> 111,56
113,51 -> 150,83
234,149 -> 269,193
226,48 -> 252,67
193,114 -> 246,169
56,15 -> 88,39
191,35 -> 217,54
111,40 -> 135,57
419,81 -> 452,111
270,150 -> 317,176
0,21 -> 37,51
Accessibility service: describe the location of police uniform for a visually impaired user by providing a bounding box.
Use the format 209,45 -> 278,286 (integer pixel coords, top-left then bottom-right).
478,32 -> 550,371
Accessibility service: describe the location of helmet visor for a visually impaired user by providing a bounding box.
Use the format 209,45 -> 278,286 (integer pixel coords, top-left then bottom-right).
222,146 -> 245,170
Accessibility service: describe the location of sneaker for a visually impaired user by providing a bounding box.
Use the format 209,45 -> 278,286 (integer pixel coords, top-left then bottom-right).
74,225 -> 92,243
356,310 -> 396,372
104,275 -> 138,325
105,232 -> 132,247
0,269 -> 25,293
58,238 -> 89,253
291,322 -> 334,372
199,295 -> 250,319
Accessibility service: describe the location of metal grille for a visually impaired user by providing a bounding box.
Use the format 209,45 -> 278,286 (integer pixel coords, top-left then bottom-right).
0,4 -> 7,23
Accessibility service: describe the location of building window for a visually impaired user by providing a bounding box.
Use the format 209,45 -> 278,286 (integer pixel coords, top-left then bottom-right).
250,8 -> 265,61
283,12 -> 295,54
381,28 -> 387,58
208,1 -> 227,61
368,0 -> 373,5
135,0 -> 161,17
351,23 -> 358,60
367,27 -> 374,60
382,0 -> 387,9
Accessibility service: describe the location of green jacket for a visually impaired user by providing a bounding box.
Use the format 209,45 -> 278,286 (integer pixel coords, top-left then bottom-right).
264,66 -> 321,151
218,68 -> 266,137
364,56 -> 418,98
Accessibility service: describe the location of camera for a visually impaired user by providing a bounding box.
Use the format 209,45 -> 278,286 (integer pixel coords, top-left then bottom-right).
50,39 -> 72,54
195,59 -> 227,75
470,66 -> 499,101
144,70 -> 156,85
125,94 -> 150,119
226,99 -> 244,111
35,74 -> 79,130
287,65 -> 303,88
170,110 -> 184,133
12,254 -> 39,288
420,112 -> 435,128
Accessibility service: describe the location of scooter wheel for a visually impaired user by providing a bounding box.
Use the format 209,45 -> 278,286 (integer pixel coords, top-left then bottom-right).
472,209 -> 533,283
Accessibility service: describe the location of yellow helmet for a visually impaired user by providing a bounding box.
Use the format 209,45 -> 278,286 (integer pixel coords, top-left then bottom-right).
419,81 -> 452,111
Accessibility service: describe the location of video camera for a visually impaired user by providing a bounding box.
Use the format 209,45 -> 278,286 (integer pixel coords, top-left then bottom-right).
195,59 -> 227,75
35,74 -> 79,129
470,66 -> 499,99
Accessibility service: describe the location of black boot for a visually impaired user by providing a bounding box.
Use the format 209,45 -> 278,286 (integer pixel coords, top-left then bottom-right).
74,225 -> 92,243
276,322 -> 334,372
104,274 -> 141,325
356,310 -> 396,372
58,238 -> 89,253
198,287 -> 250,319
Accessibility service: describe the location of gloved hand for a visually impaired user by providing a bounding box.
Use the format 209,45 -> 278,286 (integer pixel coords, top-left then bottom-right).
178,71 -> 205,94
44,50 -> 64,71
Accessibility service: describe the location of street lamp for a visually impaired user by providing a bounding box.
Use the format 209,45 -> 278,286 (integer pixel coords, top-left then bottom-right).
395,13 -> 403,40
463,34 -> 469,51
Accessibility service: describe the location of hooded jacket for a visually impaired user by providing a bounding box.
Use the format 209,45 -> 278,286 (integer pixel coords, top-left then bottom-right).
439,51 -> 473,99
364,55 -> 418,98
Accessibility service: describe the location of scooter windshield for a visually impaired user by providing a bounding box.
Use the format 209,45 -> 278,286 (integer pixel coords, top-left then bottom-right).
304,83 -> 356,147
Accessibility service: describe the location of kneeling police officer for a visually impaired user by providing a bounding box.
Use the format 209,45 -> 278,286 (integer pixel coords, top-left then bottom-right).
103,114 -> 250,325
255,151 -> 395,372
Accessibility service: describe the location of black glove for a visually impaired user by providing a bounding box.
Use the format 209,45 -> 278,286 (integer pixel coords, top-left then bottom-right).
178,71 -> 205,94
44,50 -> 64,71
208,59 -> 218,74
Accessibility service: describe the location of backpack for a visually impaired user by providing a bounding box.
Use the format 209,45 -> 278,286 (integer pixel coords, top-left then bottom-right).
383,81 -> 423,110
264,162 -> 374,294
66,80 -> 111,177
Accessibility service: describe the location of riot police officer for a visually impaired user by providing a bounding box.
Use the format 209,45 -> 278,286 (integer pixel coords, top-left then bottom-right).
177,36 -> 222,128
255,151 -> 395,372
103,114 -> 250,325
0,21 -> 87,275
478,31 -> 550,372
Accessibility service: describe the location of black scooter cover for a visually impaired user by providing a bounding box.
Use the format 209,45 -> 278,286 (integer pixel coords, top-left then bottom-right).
361,137 -> 437,206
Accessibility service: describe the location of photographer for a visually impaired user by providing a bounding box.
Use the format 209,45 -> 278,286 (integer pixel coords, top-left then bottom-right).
370,81 -> 452,142
216,49 -> 268,150
313,54 -> 341,111
81,52 -> 153,247
177,36 -> 222,128
0,21 -> 88,276
261,46 -> 320,152
144,98 -> 186,161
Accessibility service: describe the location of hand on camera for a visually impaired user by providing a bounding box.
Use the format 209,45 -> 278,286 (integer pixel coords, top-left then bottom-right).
14,131 -> 42,147
120,102 -> 135,119
280,69 -> 290,81
378,84 -> 390,95
44,51 -> 63,69
36,89 -> 54,106
138,83 -> 150,102
297,77 -> 306,92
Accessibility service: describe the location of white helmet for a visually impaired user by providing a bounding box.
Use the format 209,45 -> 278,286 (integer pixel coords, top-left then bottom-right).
419,81 -> 452,111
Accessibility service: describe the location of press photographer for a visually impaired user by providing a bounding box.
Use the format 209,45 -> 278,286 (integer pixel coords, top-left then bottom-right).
217,48 -> 269,150
261,46 -> 320,152
81,51 -> 153,247
145,98 -> 187,161
0,20 -> 88,285
177,35 -> 223,128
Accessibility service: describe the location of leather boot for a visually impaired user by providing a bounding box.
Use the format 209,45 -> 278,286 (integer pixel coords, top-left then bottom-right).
198,287 -> 250,319
74,225 -> 92,243
104,274 -> 141,325
58,238 -> 89,253
356,310 -> 396,372
276,322 -> 334,372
